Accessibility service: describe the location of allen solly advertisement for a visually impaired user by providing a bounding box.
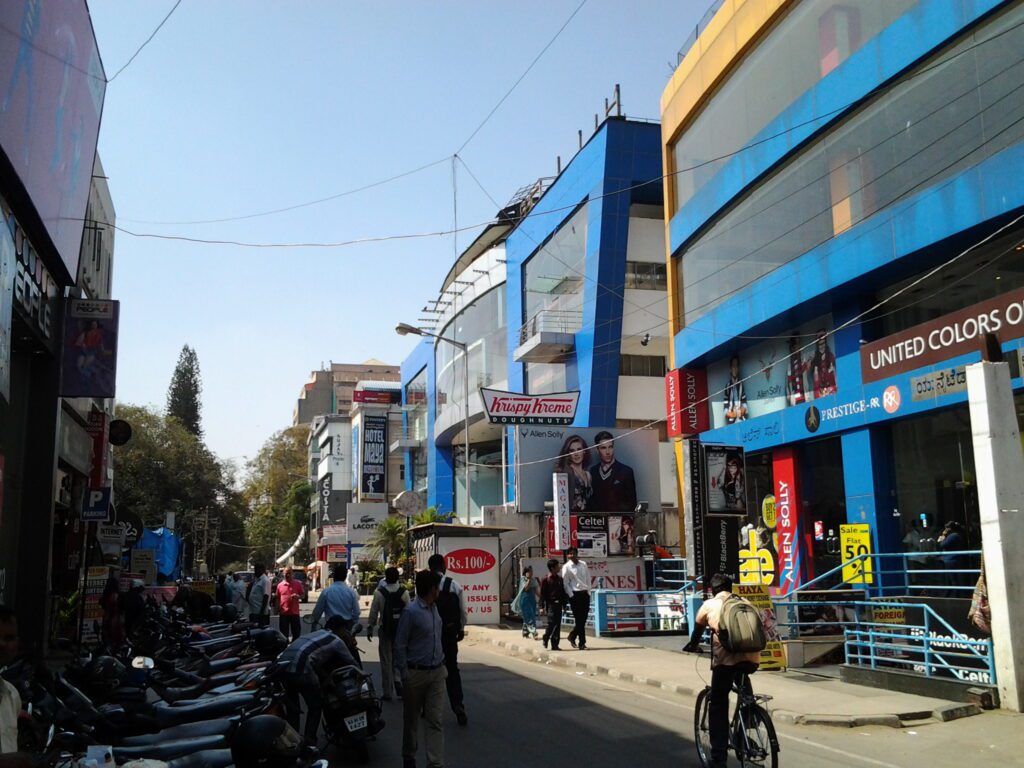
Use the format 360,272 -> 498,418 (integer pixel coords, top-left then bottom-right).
517,426 -> 661,514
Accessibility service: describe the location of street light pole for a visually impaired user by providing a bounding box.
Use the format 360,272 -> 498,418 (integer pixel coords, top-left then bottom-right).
397,323 -> 472,525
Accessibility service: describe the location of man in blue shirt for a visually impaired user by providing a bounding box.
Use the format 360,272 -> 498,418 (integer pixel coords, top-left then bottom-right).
311,565 -> 360,631
396,570 -> 446,768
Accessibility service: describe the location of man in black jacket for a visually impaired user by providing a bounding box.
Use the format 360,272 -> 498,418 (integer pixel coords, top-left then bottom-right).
588,432 -> 637,512
429,553 -> 468,726
540,558 -> 567,650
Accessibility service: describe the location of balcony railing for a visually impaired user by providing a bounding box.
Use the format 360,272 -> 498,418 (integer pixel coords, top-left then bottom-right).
518,309 -> 583,346
677,0 -> 726,64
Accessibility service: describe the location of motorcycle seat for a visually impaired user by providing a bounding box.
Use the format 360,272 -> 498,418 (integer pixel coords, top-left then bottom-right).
118,716 -> 240,746
167,748 -> 235,768
113,734 -> 226,761
153,692 -> 258,727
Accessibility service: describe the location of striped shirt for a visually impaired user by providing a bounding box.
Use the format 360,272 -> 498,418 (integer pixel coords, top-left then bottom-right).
276,629 -> 356,676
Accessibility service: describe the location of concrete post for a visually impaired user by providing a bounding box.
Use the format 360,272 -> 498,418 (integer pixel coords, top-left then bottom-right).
966,361 -> 1024,711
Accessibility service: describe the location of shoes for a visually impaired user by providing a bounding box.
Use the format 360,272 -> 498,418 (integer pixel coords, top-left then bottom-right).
569,637 -> 577,648
550,645 -> 561,651
456,708 -> 468,726
394,681 -> 403,698
542,637 -> 548,649
578,645 -> 588,651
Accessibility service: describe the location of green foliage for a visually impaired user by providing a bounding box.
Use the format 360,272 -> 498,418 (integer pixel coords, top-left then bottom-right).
365,516 -> 407,564
167,345 -> 203,437
242,426 -> 312,564
412,506 -> 454,525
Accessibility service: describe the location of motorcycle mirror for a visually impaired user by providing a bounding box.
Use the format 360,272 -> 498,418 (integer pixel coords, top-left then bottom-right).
131,656 -> 155,670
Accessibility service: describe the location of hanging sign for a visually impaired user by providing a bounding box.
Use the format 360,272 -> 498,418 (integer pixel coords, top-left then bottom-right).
552,473 -> 572,551
480,388 -> 580,425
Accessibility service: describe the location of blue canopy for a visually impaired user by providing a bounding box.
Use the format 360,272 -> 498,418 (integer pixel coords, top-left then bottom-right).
137,527 -> 181,582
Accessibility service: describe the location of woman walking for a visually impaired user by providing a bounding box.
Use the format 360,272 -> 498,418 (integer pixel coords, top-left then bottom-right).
515,565 -> 540,638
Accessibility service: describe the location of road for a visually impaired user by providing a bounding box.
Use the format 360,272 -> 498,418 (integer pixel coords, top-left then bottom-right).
298,600 -> 1019,767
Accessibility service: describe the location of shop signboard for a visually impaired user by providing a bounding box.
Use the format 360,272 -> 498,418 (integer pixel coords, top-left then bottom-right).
322,524 -> 346,541
518,426 -> 660,514
353,389 -> 399,404
80,566 -> 109,646
704,444 -> 746,516
545,514 -> 578,555
60,299 -> 119,398
480,388 -> 580,425
735,584 -> 786,670
0,224 -> 13,403
773,448 -> 802,594
359,414 -> 387,500
131,549 -> 157,585
438,536 -> 499,624
576,514 -> 608,558
665,368 -> 709,437
703,516 -> 739,579
909,366 -> 968,402
81,486 -> 111,522
96,523 -> 124,564
346,503 -> 388,545
738,527 -> 775,586
839,523 -> 873,584
683,438 -> 704,580
326,544 -> 348,563
552,473 -> 571,550
526,556 -> 646,628
85,411 -> 108,489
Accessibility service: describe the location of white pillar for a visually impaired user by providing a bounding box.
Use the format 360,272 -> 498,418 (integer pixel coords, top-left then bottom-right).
966,360 -> 1024,711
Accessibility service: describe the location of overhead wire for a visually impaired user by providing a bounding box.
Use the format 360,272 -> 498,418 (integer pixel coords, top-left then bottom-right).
107,0 -> 183,82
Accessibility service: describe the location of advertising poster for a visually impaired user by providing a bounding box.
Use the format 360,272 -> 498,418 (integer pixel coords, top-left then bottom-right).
438,536 -> 500,625
346,503 -> 389,545
707,315 -> 837,429
545,514 -> 578,555
60,299 -> 119,398
773,447 -> 802,594
576,514 -> 608,558
553,473 -> 571,551
518,426 -> 660,514
607,515 -> 635,556
683,439 -> 705,580
326,544 -> 348,563
0,224 -> 13,403
130,549 -> 156,585
704,444 -> 747,515
360,414 -> 387,500
526,556 -> 646,629
96,523 -> 125,564
796,589 -> 865,637
80,566 -> 109,647
840,523 -> 873,584
736,584 -> 787,670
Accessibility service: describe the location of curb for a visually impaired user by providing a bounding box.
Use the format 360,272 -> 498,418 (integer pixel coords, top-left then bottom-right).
478,634 -> 980,729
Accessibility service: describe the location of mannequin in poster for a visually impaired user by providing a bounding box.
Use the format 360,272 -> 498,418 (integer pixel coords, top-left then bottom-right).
724,355 -> 748,423
712,452 -> 746,512
554,435 -> 592,513
785,335 -> 808,406
588,431 -> 637,513
810,329 -> 837,398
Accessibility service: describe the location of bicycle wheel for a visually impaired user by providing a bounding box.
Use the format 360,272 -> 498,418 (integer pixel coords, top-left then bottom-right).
693,687 -> 714,768
736,704 -> 779,768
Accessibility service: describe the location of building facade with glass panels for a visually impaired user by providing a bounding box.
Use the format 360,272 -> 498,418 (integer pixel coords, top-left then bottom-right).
663,0 -> 1024,592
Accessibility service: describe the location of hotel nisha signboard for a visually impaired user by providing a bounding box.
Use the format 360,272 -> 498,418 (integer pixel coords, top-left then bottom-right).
860,287 -> 1024,383
480,388 -> 581,425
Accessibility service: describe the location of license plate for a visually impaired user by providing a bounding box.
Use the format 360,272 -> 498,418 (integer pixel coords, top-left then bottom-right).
344,712 -> 368,732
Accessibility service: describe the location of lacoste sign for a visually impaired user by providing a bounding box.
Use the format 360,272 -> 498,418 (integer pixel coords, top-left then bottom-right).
480,388 -> 580,425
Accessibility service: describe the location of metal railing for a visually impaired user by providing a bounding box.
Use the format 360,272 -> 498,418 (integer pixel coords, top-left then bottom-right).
518,308 -> 583,345
652,557 -> 688,589
677,0 -> 726,64
593,581 -> 700,634
778,550 -> 981,597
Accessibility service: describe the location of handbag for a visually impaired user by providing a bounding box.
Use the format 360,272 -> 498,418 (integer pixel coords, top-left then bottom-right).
968,560 -> 991,636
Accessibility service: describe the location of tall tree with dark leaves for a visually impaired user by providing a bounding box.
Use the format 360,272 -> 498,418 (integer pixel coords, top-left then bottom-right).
167,344 -> 203,437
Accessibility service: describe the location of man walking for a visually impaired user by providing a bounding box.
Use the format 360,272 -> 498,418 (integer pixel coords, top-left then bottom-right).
346,564 -> 361,592
275,615 -> 359,747
683,573 -> 760,768
429,553 -> 468,725
540,558 -> 567,650
311,564 -> 360,631
276,567 -> 304,641
246,563 -> 272,627
561,547 -> 591,650
396,570 -> 447,768
367,566 -> 410,700
228,572 -> 248,617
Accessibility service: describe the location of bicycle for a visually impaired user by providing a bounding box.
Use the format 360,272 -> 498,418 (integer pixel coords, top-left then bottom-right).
688,645 -> 780,768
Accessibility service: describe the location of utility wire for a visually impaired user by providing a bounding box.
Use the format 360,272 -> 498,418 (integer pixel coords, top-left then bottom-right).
108,0 -> 183,82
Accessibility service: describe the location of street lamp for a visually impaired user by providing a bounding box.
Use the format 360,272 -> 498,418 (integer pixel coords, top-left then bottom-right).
396,323 -> 472,525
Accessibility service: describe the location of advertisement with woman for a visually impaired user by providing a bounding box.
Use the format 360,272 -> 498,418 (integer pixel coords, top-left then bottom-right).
705,445 -> 747,515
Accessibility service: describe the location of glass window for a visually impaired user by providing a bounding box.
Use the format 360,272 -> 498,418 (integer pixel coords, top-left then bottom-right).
435,287 -> 508,428
669,0 -> 918,215
522,203 -> 588,332
619,354 -> 667,377
676,4 -> 1024,326
405,368 -> 429,493
625,261 -> 668,290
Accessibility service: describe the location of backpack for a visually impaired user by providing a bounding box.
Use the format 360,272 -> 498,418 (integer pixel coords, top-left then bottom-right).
718,595 -> 767,654
436,577 -> 461,636
378,585 -> 407,637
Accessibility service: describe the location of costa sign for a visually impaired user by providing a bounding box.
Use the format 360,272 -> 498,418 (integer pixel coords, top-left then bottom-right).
665,368 -> 709,437
861,287 -> 1024,383
445,548 -> 496,575
480,388 -> 580,425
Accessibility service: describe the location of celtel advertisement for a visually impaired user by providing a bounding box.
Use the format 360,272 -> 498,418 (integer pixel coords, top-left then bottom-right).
517,426 -> 660,514
360,414 -> 387,500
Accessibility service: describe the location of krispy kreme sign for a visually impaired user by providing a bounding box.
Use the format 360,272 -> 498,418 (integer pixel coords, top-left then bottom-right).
480,388 -> 580,425
861,287 -> 1024,383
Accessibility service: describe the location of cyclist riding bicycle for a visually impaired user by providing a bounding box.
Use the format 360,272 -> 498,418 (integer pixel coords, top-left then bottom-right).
683,573 -> 760,768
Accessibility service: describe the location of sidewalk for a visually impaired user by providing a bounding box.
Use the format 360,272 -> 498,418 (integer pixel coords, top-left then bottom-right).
465,625 -> 983,728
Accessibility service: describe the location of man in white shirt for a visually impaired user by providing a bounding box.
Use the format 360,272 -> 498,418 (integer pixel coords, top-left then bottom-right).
561,547 -> 591,650
228,572 -> 248,616
345,564 -> 360,592
0,606 -> 26,762
246,563 -> 272,627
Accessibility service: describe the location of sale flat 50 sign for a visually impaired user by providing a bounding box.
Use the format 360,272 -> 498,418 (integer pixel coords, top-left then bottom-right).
439,537 -> 499,625
840,524 -> 873,584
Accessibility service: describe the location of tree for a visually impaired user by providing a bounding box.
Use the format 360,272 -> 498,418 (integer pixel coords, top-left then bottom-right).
412,506 -> 454,525
365,516 -> 407,564
167,345 -> 203,437
242,426 -> 312,564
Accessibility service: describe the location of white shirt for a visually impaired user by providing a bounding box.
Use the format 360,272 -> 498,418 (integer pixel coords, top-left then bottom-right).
247,574 -> 272,616
561,560 -> 591,597
0,678 -> 20,753
229,579 -> 248,612
346,571 -> 360,590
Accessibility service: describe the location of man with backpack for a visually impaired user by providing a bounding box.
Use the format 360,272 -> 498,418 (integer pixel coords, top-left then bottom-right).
683,573 -> 765,768
367,566 -> 410,700
428,553 -> 468,726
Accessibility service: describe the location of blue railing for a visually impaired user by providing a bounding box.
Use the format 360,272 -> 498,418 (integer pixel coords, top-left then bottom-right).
652,557 -> 689,589
779,550 -> 981,597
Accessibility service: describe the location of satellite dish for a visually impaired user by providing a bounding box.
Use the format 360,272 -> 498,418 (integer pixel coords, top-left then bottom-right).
393,490 -> 424,516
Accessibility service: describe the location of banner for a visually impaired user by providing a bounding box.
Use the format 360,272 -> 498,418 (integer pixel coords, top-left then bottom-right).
326,544 -> 348,563
552,473 -> 571,550
773,447 -> 802,594
666,368 -> 709,437
85,411 -> 107,489
607,515 -> 635,556
545,514 -> 578,555
735,584 -> 787,670
131,549 -> 156,585
576,514 -> 608,558
346,503 -> 388,545
704,444 -> 747,516
61,299 -> 119,398
517,426 -> 660,514
840,523 -> 873,584
360,414 -> 387,500
438,537 -> 500,624
80,566 -> 109,647
480,388 -> 580,425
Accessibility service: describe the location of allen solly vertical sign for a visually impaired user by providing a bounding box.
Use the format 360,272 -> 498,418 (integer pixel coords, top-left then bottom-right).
665,369 -> 709,437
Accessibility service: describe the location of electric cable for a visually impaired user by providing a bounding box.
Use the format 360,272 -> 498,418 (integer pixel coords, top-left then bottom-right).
108,0 -> 183,82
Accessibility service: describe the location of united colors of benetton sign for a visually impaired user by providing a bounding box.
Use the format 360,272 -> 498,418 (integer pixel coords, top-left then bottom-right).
480,388 -> 580,425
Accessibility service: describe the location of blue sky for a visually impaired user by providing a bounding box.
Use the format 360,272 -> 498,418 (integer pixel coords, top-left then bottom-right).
88,0 -> 701,464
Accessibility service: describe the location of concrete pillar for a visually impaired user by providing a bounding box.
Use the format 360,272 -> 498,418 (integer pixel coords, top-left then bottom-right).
966,361 -> 1024,712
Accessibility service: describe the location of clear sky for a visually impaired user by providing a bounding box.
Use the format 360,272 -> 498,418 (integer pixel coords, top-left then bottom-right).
88,0 -> 702,464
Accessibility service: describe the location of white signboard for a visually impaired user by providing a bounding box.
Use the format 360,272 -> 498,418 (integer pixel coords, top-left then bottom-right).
346,503 -> 389,545
438,536 -> 500,625
524,556 -> 645,592
480,388 -> 580,425
131,549 -> 157,585
553,473 -> 571,551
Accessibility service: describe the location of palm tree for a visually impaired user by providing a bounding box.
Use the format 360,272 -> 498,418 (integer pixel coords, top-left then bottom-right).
366,516 -> 408,563
412,506 -> 454,525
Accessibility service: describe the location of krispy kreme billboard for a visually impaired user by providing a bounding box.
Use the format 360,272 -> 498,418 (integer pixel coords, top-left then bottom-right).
480,388 -> 580,425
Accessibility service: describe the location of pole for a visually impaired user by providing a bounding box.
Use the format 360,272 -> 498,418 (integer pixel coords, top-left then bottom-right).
462,345 -> 471,525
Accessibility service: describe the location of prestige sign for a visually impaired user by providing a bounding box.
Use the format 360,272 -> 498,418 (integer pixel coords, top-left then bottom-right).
480,388 -> 580,425
861,287 -> 1024,383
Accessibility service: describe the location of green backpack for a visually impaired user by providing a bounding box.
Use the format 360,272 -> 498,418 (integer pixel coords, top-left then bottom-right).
718,595 -> 767,653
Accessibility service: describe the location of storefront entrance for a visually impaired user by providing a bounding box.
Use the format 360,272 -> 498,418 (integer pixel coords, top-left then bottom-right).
799,437 -> 846,583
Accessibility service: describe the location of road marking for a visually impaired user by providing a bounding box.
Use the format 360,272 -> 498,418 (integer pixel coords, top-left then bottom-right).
469,642 -> 904,768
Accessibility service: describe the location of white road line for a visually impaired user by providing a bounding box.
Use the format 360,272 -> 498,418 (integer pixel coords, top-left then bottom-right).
470,643 -> 904,768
